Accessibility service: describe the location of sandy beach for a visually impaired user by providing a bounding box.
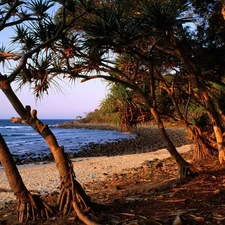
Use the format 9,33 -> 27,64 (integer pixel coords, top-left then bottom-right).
0,144 -> 193,209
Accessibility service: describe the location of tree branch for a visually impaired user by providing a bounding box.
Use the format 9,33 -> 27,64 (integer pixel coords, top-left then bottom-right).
0,0 -> 22,30
8,53 -> 27,82
0,52 -> 21,60
11,117 -> 26,124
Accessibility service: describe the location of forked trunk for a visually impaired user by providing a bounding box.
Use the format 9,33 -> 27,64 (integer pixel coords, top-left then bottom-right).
0,134 -> 53,222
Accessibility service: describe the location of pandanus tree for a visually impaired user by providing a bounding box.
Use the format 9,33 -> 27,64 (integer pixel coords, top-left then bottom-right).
0,1 -> 96,224
135,0 -> 215,166
2,0 -> 225,223
63,0 -> 225,172
66,0 -> 193,175
150,0 -> 225,164
133,0 -> 225,166
77,0 -> 225,169
121,0 -> 225,166
153,57 -> 219,165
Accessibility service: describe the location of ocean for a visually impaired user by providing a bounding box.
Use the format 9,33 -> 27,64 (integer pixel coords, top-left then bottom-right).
0,119 -> 132,163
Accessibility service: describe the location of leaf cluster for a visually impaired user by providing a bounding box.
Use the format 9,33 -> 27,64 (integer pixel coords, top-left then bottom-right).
1,0 -> 225,129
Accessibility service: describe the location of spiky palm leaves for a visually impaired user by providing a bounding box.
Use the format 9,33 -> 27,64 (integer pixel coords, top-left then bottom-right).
140,0 -> 191,31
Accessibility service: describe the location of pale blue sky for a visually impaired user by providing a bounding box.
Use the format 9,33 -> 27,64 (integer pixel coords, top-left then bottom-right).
1,79 -> 108,119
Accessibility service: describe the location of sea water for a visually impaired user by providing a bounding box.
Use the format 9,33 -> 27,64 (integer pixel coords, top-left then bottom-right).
0,119 -> 132,160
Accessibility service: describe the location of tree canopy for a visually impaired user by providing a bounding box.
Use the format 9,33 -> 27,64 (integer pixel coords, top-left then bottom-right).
1,0 -> 225,224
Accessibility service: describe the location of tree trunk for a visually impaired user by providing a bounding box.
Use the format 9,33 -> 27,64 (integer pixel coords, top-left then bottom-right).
150,108 -> 189,167
145,62 -> 190,176
200,87 -> 225,164
134,68 -> 191,177
0,77 -> 91,217
0,134 -> 53,223
169,34 -> 225,164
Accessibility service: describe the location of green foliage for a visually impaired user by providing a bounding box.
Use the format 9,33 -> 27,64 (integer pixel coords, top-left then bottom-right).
140,0 -> 191,31
81,108 -> 121,126
100,84 -> 133,112
81,109 -> 105,123
27,0 -> 55,17
2,0 -> 225,133
99,83 -> 135,126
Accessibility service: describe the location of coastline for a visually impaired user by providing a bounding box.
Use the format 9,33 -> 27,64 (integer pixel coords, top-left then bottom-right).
11,123 -> 193,165
0,123 -> 194,208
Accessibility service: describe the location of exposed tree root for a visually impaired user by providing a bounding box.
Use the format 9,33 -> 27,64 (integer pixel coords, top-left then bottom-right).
57,156 -> 91,215
58,184 -> 73,215
57,156 -> 99,224
57,183 -> 93,219
179,138 -> 218,179
72,200 -> 99,225
17,192 -> 54,223
0,133 -> 54,223
192,139 -> 217,166
178,165 -> 198,179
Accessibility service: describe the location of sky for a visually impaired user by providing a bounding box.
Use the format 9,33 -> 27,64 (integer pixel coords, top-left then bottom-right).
0,79 -> 108,119
0,5 -> 109,120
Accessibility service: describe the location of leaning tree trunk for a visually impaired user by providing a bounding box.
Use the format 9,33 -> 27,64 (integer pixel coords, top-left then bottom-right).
0,134 -> 53,223
0,77 -> 92,222
143,62 -> 191,178
150,107 -> 192,178
135,72 -> 191,177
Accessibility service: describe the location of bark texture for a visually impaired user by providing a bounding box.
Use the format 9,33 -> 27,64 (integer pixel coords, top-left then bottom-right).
0,134 -> 53,223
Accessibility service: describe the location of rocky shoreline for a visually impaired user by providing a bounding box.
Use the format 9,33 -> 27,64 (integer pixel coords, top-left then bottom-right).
11,123 -> 193,165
